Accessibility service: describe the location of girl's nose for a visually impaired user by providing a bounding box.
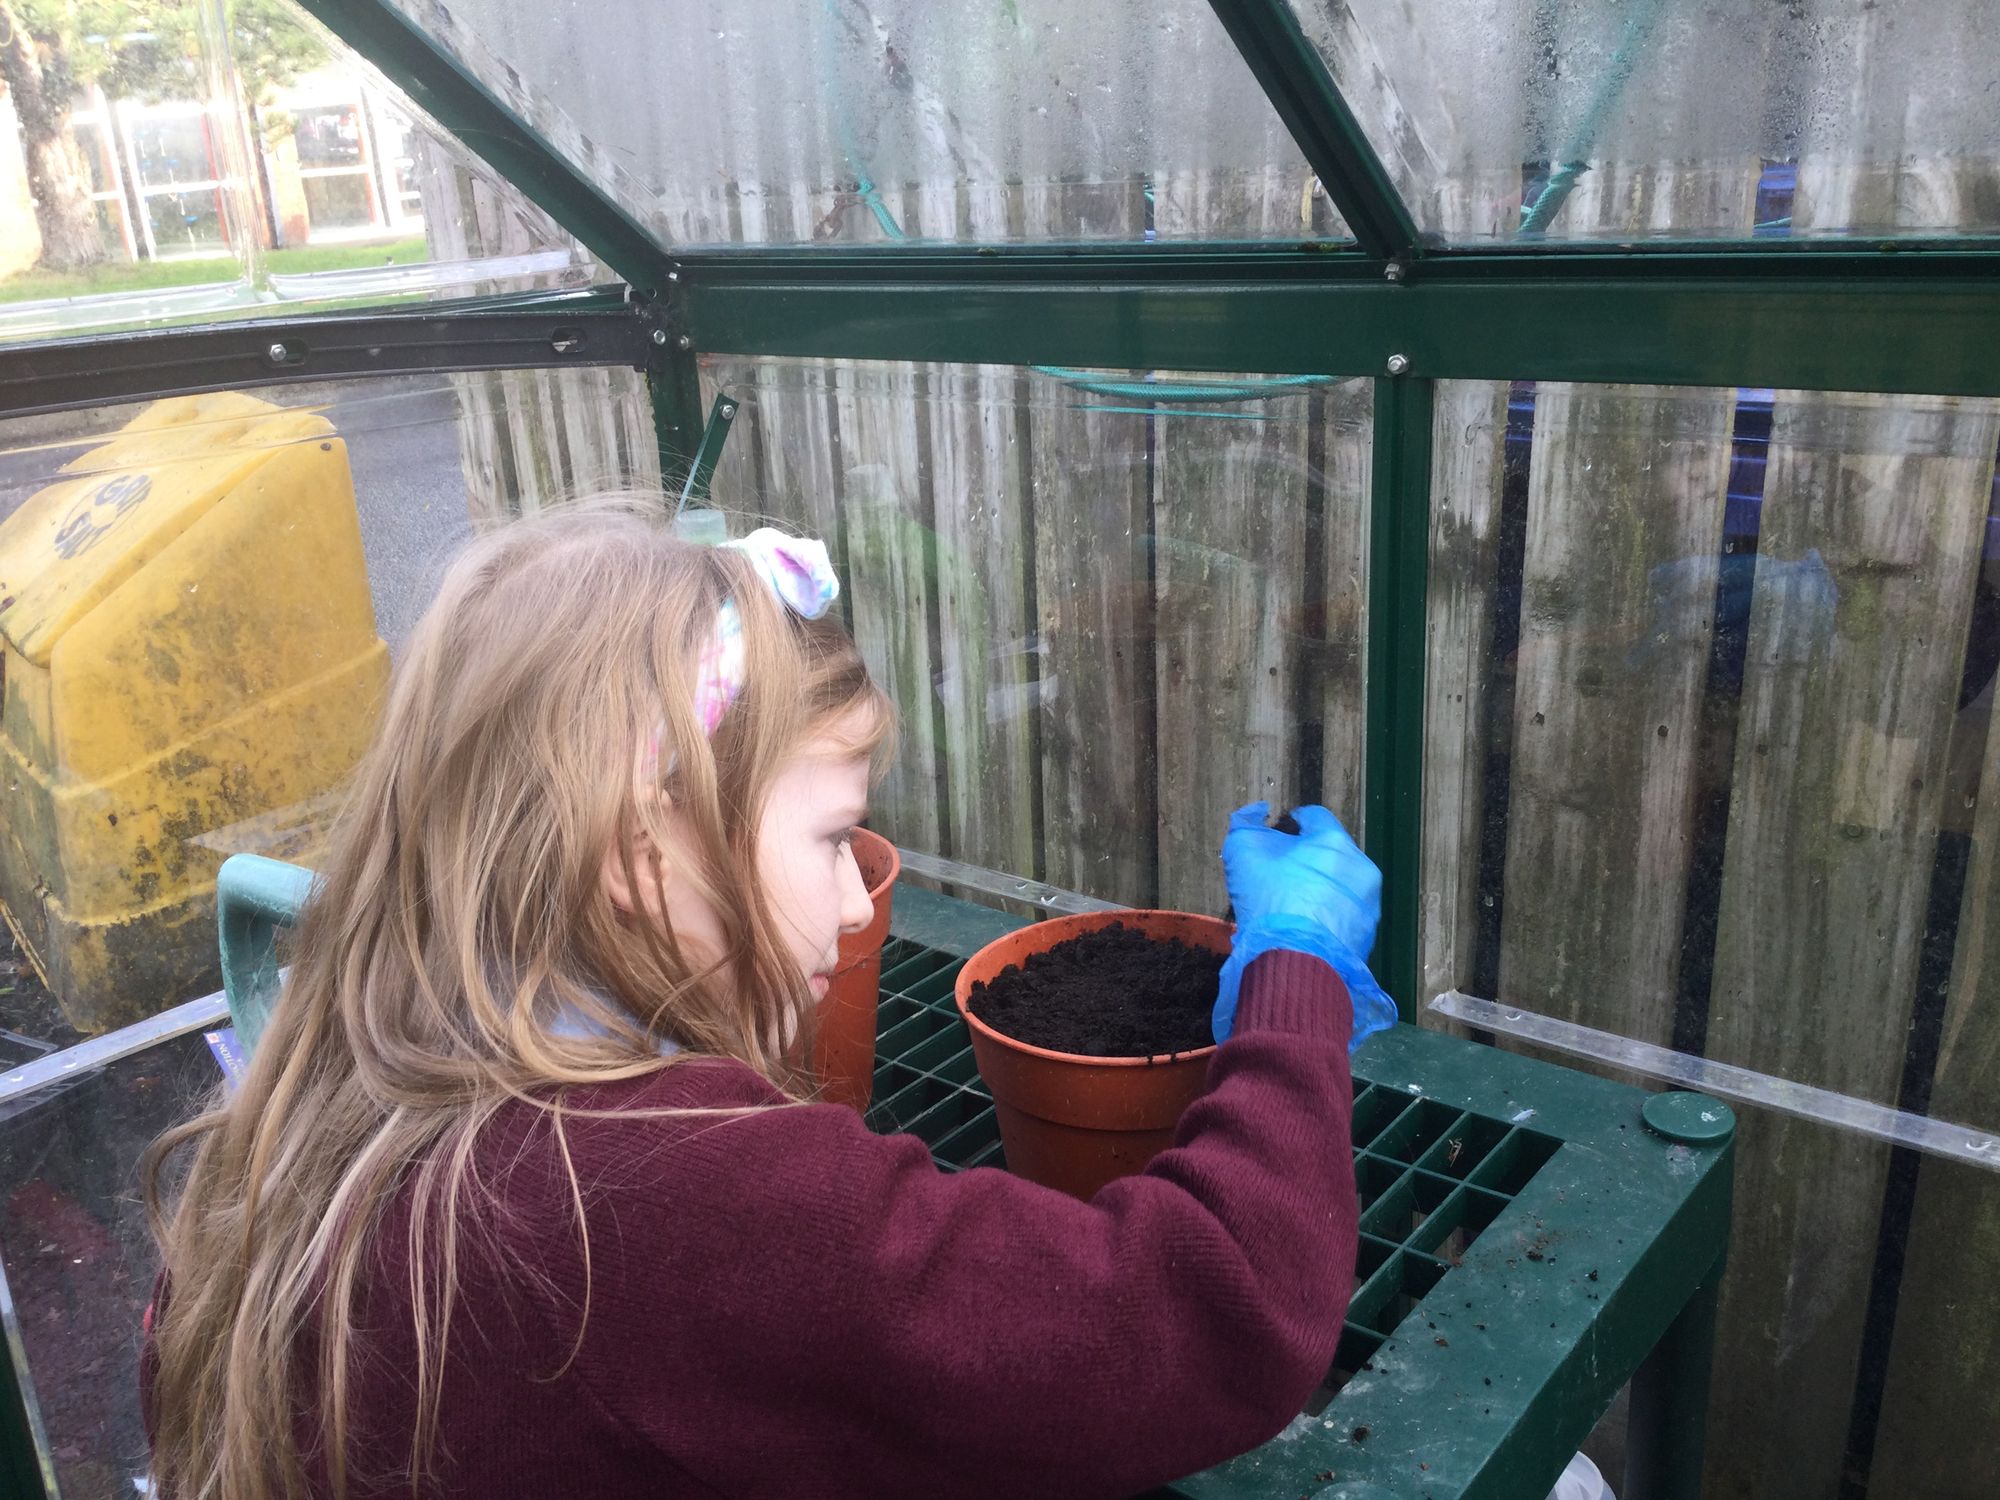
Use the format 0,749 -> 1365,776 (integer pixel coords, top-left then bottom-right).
838,843 -> 874,934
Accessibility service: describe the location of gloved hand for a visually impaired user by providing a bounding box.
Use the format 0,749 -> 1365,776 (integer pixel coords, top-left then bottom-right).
1211,801 -> 1398,1051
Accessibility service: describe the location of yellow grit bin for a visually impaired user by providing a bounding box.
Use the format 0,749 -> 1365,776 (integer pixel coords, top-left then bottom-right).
0,391 -> 389,1031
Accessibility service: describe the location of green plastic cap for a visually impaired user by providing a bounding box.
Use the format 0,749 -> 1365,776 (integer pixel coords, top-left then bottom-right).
1642,1090 -> 1736,1146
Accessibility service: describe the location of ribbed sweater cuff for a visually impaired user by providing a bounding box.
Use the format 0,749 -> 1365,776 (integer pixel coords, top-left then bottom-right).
1231,949 -> 1351,1050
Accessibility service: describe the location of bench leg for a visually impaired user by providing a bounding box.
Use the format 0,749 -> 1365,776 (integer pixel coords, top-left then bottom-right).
1623,1255 -> 1721,1500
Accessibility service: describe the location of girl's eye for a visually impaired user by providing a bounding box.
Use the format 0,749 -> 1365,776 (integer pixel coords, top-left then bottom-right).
831,828 -> 856,852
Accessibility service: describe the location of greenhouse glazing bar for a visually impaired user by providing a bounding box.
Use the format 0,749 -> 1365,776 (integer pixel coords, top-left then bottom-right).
1202,0 -> 1425,260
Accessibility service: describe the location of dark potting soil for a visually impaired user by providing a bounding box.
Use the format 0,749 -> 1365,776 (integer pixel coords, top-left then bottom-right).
966,922 -> 1222,1058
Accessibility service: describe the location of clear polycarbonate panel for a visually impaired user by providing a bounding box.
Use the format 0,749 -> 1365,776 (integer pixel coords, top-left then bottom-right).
1286,0 -> 2000,243
384,0 -> 1348,246
0,0 -> 596,342
698,356 -> 1370,912
0,1030 -> 218,1500
0,367 -> 656,1040
1418,378 -> 2000,1496
1422,379 -> 2000,1130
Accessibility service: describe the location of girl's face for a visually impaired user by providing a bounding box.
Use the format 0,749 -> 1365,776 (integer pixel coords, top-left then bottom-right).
753,719 -> 877,1000
608,709 -> 876,1000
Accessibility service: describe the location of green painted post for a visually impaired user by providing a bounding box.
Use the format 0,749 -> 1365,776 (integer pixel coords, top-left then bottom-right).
1624,1094 -> 1737,1499
1364,372 -> 1434,1021
1624,1254 -> 1726,1500
650,336 -> 706,496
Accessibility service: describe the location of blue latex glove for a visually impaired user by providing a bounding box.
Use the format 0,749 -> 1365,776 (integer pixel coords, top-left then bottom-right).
1212,801 -> 1398,1051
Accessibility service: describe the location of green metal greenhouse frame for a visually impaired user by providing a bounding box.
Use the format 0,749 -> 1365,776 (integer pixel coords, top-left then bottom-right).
1,2 -> 1996,1493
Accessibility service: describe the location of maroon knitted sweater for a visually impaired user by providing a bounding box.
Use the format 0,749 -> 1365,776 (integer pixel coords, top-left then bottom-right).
148,951 -> 1356,1498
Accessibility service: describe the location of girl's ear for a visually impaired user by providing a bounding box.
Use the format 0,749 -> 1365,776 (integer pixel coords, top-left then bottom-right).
600,822 -> 660,916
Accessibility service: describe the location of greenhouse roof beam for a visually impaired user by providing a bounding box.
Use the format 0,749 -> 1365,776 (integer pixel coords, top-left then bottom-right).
292,0 -> 671,300
1204,0 -> 1425,262
9,240 -> 2000,419
0,290 -> 660,421
675,258 -> 2000,399
668,240 -> 2000,283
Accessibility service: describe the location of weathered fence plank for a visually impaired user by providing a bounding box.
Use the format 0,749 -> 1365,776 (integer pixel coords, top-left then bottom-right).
1315,379 -> 1373,836
1029,377 -> 1156,907
412,133 -> 656,517
1703,391 -> 1994,1499
916,182 -> 1039,881
1420,381 -> 1510,1009
1499,383 -> 1735,1043
1872,604 -> 2000,1496
1021,172 -> 1154,905
1310,10 -> 1525,1014
1145,61 -> 1324,909
921,357 -> 1038,877
694,363 -> 759,514
1153,390 -> 1311,914
412,142 -> 522,518
1493,143 -> 1755,1050
829,355 -> 943,856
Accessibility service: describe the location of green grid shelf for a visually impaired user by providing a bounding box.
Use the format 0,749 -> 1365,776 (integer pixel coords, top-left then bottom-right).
864,934 -> 1572,1389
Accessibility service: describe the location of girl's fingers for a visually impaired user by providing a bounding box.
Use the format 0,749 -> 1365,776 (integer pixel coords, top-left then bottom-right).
1292,804 -> 1362,851
1227,800 -> 1273,832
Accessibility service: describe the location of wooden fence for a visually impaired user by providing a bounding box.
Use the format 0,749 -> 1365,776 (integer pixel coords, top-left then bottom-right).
699,357 -> 1375,917
406,3 -> 2000,1493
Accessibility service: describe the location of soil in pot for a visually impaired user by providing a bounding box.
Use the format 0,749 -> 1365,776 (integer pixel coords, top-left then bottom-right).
964,921 -> 1222,1057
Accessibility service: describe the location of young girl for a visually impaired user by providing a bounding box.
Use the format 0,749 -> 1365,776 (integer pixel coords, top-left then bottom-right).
142,495 -> 1386,1500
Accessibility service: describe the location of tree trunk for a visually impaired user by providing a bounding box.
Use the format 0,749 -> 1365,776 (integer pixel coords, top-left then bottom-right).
0,2 -> 106,271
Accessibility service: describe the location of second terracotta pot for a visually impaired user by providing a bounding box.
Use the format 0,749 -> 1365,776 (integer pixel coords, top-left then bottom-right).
813,827 -> 899,1112
955,909 -> 1229,1200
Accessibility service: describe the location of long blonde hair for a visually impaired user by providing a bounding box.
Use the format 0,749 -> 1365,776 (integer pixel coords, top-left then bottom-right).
143,496 -> 893,1500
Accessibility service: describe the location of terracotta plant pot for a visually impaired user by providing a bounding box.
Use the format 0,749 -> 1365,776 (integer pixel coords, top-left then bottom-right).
814,827 -> 899,1112
954,909 -> 1229,1200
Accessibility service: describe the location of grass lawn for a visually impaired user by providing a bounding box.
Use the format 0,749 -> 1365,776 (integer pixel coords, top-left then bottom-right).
0,236 -> 431,304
